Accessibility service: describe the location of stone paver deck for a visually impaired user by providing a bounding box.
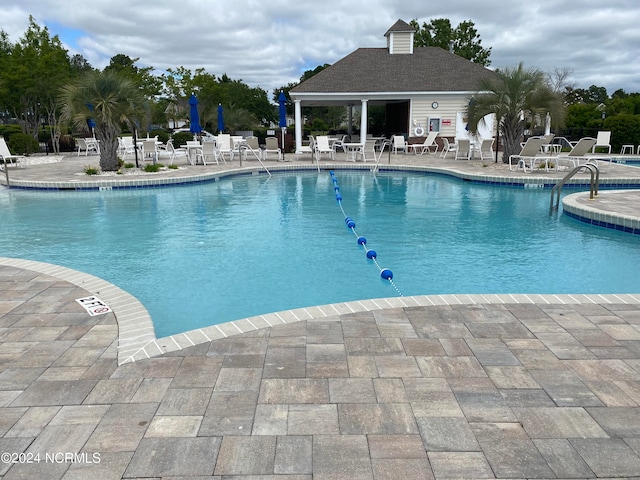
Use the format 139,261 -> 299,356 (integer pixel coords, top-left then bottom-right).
2,150 -> 640,478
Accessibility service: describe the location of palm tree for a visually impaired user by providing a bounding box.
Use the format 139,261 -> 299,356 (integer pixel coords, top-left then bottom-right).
466,63 -> 565,163
60,70 -> 149,171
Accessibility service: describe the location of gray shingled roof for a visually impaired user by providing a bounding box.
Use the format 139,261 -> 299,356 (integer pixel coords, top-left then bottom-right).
290,47 -> 498,94
384,19 -> 415,35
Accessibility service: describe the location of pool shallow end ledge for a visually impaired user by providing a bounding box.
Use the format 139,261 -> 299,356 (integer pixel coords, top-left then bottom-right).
3,257 -> 640,366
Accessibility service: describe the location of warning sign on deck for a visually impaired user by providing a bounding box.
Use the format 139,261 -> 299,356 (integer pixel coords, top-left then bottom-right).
75,296 -> 112,316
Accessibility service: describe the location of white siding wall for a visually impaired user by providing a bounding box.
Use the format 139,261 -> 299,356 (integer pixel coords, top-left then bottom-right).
388,32 -> 412,54
409,96 -> 469,137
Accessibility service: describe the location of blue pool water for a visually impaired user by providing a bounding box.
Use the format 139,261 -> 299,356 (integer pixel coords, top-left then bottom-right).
2,171 -> 640,337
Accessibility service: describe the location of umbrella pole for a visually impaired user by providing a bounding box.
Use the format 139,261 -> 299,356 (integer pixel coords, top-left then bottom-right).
133,128 -> 139,168
281,128 -> 286,161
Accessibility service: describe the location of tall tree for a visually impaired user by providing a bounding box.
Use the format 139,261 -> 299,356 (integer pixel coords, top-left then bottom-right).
2,16 -> 72,145
410,18 -> 491,66
70,54 -> 95,76
60,70 -> 149,171
466,63 -> 565,162
564,85 -> 609,105
104,54 -> 162,97
0,30 -> 12,123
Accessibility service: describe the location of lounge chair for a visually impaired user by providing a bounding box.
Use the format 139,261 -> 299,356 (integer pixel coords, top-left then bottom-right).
407,132 -> 438,155
263,137 -> 282,161
539,134 -> 560,154
454,139 -> 472,160
479,138 -> 494,162
391,135 -> 407,154
315,135 -> 334,161
591,131 -> 611,154
554,137 -> 598,171
508,137 -> 546,172
0,137 -> 26,169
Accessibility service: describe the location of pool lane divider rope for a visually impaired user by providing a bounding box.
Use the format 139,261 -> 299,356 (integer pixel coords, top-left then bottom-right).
330,171 -> 403,296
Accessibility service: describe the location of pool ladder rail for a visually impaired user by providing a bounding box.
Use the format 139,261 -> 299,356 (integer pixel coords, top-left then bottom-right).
550,162 -> 599,213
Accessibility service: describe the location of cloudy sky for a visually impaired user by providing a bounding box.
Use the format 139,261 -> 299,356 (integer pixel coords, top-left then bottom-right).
3,0 -> 640,98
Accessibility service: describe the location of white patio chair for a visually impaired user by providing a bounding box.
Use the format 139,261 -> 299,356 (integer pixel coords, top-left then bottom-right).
196,141 -> 220,165
479,138 -> 494,162
331,135 -> 347,153
119,136 -> 136,159
315,135 -> 334,161
141,139 -> 159,162
355,139 -> 378,163
296,136 -> 315,160
439,138 -> 456,158
592,131 -> 611,154
454,139 -> 472,161
162,140 -> 188,166
263,137 -> 282,161
391,135 -> 407,154
216,134 -> 233,162
243,136 -> 262,161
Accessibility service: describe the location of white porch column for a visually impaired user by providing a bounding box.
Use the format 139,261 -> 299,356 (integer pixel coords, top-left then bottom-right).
294,100 -> 302,153
360,99 -> 368,142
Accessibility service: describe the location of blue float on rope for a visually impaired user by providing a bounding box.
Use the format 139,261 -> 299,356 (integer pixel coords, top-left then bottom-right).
330,172 -> 401,296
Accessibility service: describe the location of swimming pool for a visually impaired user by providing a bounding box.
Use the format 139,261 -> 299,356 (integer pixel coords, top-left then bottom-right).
2,171 -> 640,337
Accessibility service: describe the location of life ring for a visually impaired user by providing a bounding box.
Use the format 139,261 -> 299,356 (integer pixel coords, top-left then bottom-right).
414,124 -> 424,136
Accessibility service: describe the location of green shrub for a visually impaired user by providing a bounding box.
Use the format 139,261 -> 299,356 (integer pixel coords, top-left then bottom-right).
605,114 -> 640,152
0,125 -> 22,140
168,164 -> 179,169
58,134 -> 76,152
143,163 -> 161,172
171,132 -> 194,147
148,129 -> 170,144
84,165 -> 99,175
6,133 -> 39,155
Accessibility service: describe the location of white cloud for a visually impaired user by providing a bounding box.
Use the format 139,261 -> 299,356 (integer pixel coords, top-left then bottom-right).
4,0 -> 640,96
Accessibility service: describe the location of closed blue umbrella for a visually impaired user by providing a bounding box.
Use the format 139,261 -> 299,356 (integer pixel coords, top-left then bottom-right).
189,94 -> 202,134
278,91 -> 286,160
278,91 -> 287,128
217,103 -> 224,133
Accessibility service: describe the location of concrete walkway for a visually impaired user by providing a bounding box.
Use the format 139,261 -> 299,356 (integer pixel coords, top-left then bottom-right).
2,263 -> 640,478
2,151 -> 640,478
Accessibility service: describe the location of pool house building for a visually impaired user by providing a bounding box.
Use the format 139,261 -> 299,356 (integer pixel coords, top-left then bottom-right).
289,19 -> 499,152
